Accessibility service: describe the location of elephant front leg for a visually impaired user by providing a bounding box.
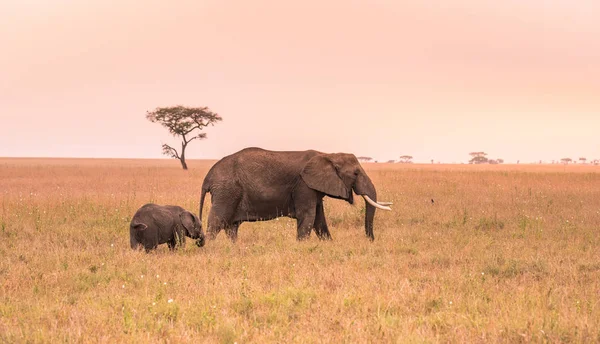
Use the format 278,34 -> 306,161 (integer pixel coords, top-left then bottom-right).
167,239 -> 176,250
295,203 -> 317,241
293,185 -> 319,240
168,226 -> 185,250
296,214 -> 316,240
314,199 -> 332,240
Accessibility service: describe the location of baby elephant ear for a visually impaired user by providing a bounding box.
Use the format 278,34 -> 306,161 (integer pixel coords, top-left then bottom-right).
301,155 -> 348,198
133,223 -> 148,231
179,211 -> 197,231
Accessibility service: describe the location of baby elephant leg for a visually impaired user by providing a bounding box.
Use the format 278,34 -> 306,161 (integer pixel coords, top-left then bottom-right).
167,225 -> 186,250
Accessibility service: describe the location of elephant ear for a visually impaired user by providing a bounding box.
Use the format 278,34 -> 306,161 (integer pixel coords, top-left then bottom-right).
179,211 -> 197,233
133,223 -> 147,231
301,155 -> 348,198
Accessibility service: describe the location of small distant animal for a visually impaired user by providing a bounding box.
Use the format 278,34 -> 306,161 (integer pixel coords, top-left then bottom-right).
130,203 -> 205,252
431,199 -> 435,205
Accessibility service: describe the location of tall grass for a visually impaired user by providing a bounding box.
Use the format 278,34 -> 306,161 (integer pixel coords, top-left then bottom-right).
1,158 -> 599,342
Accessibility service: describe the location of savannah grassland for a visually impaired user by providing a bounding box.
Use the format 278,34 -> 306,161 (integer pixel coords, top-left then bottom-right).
1,158 -> 599,343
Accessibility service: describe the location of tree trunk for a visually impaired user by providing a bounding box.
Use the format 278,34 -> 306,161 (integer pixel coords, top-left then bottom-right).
180,142 -> 188,170
180,158 -> 188,170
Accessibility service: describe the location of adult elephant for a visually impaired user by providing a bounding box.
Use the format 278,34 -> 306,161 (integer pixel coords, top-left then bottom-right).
198,147 -> 392,242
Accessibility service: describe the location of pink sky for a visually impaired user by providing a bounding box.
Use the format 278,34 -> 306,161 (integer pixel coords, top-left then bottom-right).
1,0 -> 599,163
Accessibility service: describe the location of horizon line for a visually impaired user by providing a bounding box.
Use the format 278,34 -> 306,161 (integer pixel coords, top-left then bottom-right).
1,156 -> 598,165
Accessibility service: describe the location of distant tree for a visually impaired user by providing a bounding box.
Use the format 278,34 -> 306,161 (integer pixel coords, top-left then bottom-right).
497,158 -> 504,164
488,159 -> 498,164
357,156 -> 373,163
431,159 -> 434,164
146,105 -> 222,170
579,157 -> 587,164
560,158 -> 572,165
386,159 -> 396,163
399,155 -> 413,164
593,159 -> 600,165
469,152 -> 488,164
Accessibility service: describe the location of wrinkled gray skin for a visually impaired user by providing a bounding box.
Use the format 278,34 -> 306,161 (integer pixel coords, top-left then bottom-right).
130,203 -> 205,252
199,147 -> 383,242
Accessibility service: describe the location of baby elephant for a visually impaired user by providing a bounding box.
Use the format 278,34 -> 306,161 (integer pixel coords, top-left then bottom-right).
130,203 -> 205,252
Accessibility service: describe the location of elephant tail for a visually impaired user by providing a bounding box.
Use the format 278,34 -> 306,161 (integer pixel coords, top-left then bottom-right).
199,182 -> 211,226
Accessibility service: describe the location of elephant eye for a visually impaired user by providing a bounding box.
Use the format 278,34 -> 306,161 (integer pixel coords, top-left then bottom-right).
354,170 -> 359,175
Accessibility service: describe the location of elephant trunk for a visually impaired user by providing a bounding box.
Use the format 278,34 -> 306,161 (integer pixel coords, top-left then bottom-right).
130,222 -> 147,250
130,235 -> 139,250
365,200 -> 376,241
196,233 -> 206,247
354,173 -> 391,241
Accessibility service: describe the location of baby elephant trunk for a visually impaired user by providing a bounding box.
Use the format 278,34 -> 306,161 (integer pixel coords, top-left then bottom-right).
195,235 -> 206,247
130,222 -> 147,250
130,236 -> 140,250
180,211 -> 205,247
192,223 -> 205,247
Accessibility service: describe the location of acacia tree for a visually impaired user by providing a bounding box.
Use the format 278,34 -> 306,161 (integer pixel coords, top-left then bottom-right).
399,155 -> 413,163
357,156 -> 373,163
469,152 -> 488,164
146,105 -> 222,170
560,158 -> 572,165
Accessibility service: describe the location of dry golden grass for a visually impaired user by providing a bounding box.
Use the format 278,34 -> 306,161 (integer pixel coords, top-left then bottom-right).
1,158 -> 599,343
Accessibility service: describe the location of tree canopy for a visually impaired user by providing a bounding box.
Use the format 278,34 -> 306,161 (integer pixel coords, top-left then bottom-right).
468,152 -> 489,164
560,158 -> 572,164
399,155 -> 413,163
146,105 -> 222,170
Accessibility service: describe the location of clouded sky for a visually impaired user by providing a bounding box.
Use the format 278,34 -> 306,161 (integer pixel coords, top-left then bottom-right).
1,0 -> 599,163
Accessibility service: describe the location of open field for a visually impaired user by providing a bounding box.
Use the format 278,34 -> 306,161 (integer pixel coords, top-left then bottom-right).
1,158 -> 599,343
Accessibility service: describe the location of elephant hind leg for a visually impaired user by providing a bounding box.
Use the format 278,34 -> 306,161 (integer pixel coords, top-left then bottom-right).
206,186 -> 242,240
207,211 -> 225,240
207,204 -> 239,240
225,222 -> 240,243
314,200 -> 332,241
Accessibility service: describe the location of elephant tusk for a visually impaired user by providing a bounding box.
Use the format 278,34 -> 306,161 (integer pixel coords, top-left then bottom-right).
377,201 -> 393,206
362,195 -> 392,211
